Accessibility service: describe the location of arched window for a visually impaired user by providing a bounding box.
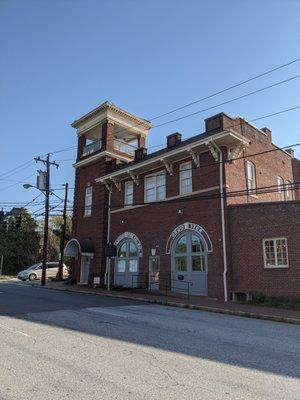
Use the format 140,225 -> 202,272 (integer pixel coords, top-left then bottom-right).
246,161 -> 256,194
115,239 -> 139,287
174,232 -> 206,273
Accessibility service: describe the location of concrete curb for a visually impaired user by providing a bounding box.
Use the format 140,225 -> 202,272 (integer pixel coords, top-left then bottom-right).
29,283 -> 300,325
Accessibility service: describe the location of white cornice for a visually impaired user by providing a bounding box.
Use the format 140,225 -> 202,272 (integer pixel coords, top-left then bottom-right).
73,150 -> 132,168
71,102 -> 152,131
95,129 -> 249,182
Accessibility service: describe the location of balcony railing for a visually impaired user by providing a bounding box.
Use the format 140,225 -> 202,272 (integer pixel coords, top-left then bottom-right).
113,139 -> 137,156
82,139 -> 102,157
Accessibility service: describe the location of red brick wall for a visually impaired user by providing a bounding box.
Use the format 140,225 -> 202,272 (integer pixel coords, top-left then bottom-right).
110,196 -> 225,298
72,158 -> 109,282
228,201 -> 300,297
225,119 -> 295,205
111,150 -> 220,210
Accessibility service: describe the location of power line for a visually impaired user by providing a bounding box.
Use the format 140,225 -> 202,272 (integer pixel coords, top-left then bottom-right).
0,160 -> 34,180
152,74 -> 300,129
48,182 -> 300,213
48,60 -> 300,157
101,139 -> 300,185
109,57 -> 300,137
147,57 -> 300,122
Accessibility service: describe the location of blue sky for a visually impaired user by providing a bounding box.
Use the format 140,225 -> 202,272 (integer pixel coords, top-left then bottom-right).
0,0 -> 300,213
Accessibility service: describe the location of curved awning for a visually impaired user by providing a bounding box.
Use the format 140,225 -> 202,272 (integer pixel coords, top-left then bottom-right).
64,238 -> 94,258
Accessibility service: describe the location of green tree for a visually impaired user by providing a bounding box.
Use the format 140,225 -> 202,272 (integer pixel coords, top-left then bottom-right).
0,209 -> 41,274
38,215 -> 72,262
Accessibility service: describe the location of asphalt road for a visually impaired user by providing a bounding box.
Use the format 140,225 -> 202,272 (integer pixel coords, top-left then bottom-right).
0,282 -> 299,400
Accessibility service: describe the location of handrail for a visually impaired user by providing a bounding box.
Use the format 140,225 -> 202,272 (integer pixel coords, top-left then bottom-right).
129,273 -> 194,303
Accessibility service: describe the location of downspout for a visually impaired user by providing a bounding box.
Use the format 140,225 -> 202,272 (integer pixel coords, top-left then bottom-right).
105,189 -> 112,290
211,141 -> 228,302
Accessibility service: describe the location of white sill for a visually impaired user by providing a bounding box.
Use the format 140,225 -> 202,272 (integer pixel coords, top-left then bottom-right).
264,265 -> 289,269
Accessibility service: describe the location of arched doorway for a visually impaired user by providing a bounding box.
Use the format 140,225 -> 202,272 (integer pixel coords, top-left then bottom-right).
171,231 -> 208,295
114,239 -> 139,287
64,238 -> 94,284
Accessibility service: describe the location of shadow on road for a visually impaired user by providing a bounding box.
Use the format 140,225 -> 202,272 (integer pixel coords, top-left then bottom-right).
0,281 -> 299,380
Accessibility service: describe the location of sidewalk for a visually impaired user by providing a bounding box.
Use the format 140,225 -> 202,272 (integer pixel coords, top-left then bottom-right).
25,280 -> 300,325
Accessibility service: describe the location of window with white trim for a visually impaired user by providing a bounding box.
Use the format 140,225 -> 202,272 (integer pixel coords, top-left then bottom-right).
263,238 -> 288,268
277,176 -> 285,200
84,186 -> 93,216
246,161 -> 256,193
144,171 -> 166,202
285,180 -> 293,201
180,162 -> 192,194
124,181 -> 134,207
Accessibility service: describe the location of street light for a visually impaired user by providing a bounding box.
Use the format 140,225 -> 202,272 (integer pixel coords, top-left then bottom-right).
23,183 -> 35,190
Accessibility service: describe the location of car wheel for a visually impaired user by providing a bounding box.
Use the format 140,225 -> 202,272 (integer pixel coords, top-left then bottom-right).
28,273 -> 36,281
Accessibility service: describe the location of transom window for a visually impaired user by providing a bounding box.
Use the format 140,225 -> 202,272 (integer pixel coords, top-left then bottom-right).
144,171 -> 166,202
174,232 -> 206,272
263,238 -> 288,268
180,162 -> 192,194
124,181 -> 134,206
84,186 -> 93,216
246,161 -> 256,193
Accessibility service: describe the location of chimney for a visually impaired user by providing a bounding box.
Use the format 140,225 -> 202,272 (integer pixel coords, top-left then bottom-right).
261,127 -> 272,141
167,132 -> 182,148
134,147 -> 147,161
286,148 -> 295,158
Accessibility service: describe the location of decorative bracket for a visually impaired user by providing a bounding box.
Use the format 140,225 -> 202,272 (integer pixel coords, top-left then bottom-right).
206,141 -> 219,162
161,158 -> 173,175
188,149 -> 200,167
129,171 -> 139,186
111,178 -> 121,191
103,180 -> 113,193
228,142 -> 247,162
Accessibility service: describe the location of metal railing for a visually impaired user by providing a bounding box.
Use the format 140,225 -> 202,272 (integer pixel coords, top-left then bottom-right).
113,139 -> 137,156
129,274 -> 194,304
82,139 -> 102,157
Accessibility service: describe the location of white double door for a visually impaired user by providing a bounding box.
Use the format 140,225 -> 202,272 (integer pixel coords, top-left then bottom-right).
115,240 -> 139,287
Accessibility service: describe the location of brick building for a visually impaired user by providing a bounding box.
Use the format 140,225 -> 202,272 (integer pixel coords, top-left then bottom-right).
65,101 -> 300,300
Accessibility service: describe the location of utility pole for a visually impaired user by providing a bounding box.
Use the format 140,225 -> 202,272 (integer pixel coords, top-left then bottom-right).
34,154 -> 59,286
57,182 -> 68,280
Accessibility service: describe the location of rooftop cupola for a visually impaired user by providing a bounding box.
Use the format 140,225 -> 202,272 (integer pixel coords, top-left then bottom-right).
72,101 -> 152,162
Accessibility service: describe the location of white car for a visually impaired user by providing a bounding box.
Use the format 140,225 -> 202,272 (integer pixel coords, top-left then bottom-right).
17,262 -> 69,281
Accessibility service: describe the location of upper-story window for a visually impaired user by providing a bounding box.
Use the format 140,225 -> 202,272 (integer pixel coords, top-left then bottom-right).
277,176 -> 285,201
285,180 -> 293,201
246,161 -> 256,194
84,186 -> 93,216
263,238 -> 288,268
180,162 -> 192,194
145,171 -> 166,202
124,181 -> 134,207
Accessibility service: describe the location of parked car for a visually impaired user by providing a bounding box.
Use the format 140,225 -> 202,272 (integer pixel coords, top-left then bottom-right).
17,262 -> 69,281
